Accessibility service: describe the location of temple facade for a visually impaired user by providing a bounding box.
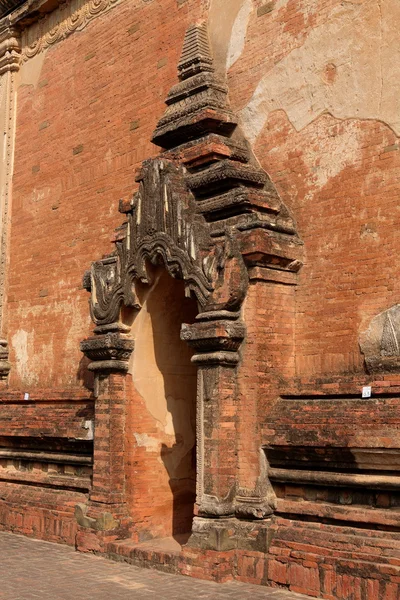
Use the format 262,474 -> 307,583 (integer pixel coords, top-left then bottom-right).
0,1 -> 400,598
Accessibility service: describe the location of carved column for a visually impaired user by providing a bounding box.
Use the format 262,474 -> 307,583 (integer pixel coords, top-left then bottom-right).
0,25 -> 21,379
182,314 -> 244,509
180,313 -> 243,549
181,308 -> 279,551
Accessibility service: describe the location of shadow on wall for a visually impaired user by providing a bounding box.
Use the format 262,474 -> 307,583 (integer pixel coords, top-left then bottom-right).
147,267 -> 198,539
76,355 -> 94,391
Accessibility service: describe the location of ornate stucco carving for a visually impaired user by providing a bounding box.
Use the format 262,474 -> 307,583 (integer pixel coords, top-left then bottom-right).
81,23 -> 302,521
81,23 -> 302,344
360,305 -> 400,374
80,332 -> 134,373
20,0 -> 123,62
0,25 -> 21,379
0,26 -> 20,73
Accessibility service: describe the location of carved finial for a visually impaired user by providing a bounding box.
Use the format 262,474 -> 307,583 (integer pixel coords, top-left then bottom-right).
177,23 -> 214,81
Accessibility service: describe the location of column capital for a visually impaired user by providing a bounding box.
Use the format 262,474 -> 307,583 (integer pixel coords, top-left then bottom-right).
181,314 -> 245,367
0,25 -> 21,75
0,338 -> 10,379
80,331 -> 134,374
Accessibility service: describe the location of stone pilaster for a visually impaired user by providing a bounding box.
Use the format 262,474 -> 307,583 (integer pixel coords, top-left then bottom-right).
181,313 -> 245,518
181,311 -> 275,552
0,24 -> 21,380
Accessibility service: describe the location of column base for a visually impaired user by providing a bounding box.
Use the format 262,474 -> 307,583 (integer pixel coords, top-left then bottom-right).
188,516 -> 272,552
75,502 -> 132,552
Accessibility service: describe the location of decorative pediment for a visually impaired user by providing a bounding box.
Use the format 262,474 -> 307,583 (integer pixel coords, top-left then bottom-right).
81,22 -> 303,372
128,158 -> 215,307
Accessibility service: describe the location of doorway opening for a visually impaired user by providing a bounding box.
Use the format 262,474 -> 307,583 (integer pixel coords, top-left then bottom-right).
126,266 -> 198,542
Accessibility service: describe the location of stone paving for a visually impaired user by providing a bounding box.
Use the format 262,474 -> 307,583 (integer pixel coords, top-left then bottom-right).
0,531 -> 315,600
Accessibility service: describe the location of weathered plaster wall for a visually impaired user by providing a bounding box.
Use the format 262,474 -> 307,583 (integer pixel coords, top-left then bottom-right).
240,1 -> 400,140
209,0 -> 400,377
7,0 -> 207,389
208,0 -> 251,73
10,0 -> 400,385
210,0 -> 400,134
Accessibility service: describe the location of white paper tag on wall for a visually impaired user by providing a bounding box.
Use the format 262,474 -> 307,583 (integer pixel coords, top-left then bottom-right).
362,386 -> 372,398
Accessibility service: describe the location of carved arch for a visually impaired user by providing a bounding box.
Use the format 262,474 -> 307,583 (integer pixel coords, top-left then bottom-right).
84,153 -> 248,334
80,21 -> 303,525
81,22 -> 302,358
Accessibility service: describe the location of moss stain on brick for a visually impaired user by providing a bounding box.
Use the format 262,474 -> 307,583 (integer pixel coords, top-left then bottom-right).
73,145 -> 84,155
257,2 -> 274,17
128,23 -> 140,35
157,57 -> 168,69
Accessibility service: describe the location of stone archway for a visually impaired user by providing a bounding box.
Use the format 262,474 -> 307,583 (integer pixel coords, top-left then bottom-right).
79,22 -> 303,550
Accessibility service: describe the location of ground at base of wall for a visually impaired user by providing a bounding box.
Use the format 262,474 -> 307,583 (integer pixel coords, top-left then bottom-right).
0,530 -> 315,600
98,519 -> 400,600
3,494 -> 400,600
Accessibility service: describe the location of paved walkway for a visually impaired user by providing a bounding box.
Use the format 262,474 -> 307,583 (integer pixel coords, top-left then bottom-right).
0,531 -> 313,600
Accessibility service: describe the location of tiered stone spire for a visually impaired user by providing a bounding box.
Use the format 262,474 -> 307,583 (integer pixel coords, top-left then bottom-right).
177,23 -> 214,80
152,23 -> 301,265
152,23 -> 236,150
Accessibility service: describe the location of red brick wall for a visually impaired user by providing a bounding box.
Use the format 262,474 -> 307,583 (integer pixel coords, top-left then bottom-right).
238,280 -> 296,490
0,482 -> 87,545
8,0 -> 206,390
256,114 -> 400,378
8,1 -> 400,431
225,1 -> 400,379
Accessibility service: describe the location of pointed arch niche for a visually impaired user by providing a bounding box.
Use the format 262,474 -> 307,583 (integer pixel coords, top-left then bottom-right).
79,23 -> 303,550
125,267 -> 198,541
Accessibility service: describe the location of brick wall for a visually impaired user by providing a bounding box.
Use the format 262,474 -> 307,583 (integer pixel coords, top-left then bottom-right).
8,0 -> 206,390
2,1 -> 400,598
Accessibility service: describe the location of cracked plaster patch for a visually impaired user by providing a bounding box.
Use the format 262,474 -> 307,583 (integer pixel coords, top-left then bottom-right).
208,0 -> 247,73
226,0 -> 253,70
240,0 -> 400,142
11,329 -> 38,385
134,433 -> 160,451
302,119 -> 361,189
